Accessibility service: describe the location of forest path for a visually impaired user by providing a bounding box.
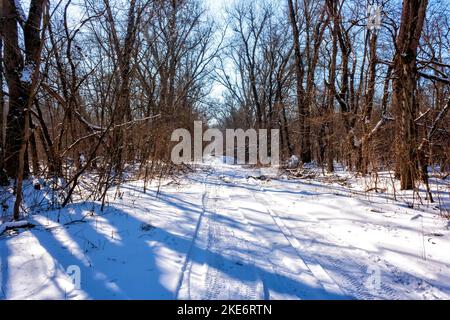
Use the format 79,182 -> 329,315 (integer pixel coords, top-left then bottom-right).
1,158 -> 449,299
176,162 -> 347,299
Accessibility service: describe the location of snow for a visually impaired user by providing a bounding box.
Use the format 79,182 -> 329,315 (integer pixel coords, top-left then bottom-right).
0,159 -> 449,300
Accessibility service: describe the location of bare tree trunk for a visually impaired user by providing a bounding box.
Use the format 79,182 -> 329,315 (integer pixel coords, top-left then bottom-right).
2,0 -> 28,179
105,0 -> 140,176
359,29 -> 378,174
3,0 -> 47,219
13,101 -> 30,220
335,14 -> 353,171
303,2 -> 328,166
392,0 -> 428,190
324,0 -> 339,173
288,0 -> 309,162
29,113 -> 39,174
275,70 -> 292,158
3,0 -> 47,182
0,35 -> 8,185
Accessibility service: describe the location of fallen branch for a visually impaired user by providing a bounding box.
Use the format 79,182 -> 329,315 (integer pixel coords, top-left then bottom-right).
0,221 -> 35,236
365,187 -> 387,193
284,168 -> 318,179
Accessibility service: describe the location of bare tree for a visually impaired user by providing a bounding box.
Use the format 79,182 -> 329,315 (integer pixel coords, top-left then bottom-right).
0,31 -> 7,185
392,0 -> 428,190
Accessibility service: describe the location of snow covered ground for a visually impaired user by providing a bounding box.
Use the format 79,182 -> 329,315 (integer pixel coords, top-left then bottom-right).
1,157 -> 449,300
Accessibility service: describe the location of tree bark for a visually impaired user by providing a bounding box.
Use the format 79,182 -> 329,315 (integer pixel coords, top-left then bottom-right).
105,0 -> 139,175
392,0 -> 428,190
2,0 -> 28,179
0,35 -> 8,185
2,0 -> 46,180
359,29 -> 378,174
288,0 -> 309,162
324,0 -> 339,173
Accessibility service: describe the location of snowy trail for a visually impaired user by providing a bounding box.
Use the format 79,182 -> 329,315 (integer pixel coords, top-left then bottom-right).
230,186 -> 344,299
177,164 -> 348,300
254,188 -> 397,300
182,161 -> 450,300
251,191 -> 346,297
255,176 -> 449,300
177,171 -> 263,300
1,158 -> 449,300
256,187 -> 447,300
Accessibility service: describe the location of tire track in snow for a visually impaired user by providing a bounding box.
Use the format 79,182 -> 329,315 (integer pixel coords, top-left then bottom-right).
224,175 -> 341,299
177,170 -> 262,300
201,175 -> 262,300
175,172 -> 211,299
257,185 -> 407,300
225,192 -> 310,300
251,190 -> 346,297
178,165 -> 433,300
215,184 -> 270,299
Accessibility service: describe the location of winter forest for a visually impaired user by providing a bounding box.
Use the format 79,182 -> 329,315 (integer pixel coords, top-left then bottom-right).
0,0 -> 450,301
